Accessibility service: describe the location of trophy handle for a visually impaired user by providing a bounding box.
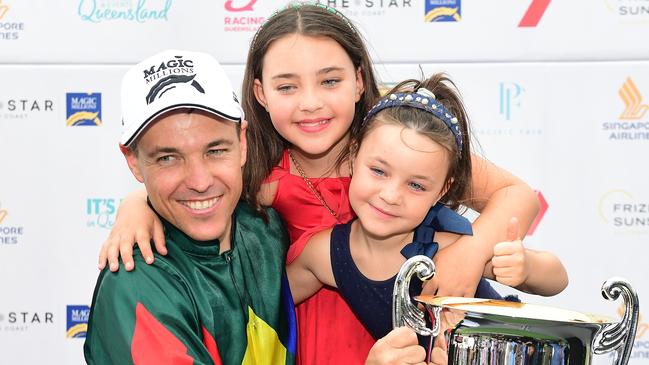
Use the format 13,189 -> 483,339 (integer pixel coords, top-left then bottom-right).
392,255 -> 436,336
593,277 -> 639,365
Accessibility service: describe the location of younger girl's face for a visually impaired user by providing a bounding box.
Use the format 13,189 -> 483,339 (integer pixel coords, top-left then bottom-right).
253,34 -> 364,157
349,122 -> 451,239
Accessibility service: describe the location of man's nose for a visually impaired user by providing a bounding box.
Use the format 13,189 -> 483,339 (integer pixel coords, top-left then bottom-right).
184,158 -> 213,193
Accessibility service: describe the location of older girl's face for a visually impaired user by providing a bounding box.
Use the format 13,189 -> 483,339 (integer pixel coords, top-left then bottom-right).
253,33 -> 364,158
349,122 -> 451,239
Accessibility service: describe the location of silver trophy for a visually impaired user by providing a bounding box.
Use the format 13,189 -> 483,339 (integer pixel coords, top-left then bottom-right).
393,255 -> 640,365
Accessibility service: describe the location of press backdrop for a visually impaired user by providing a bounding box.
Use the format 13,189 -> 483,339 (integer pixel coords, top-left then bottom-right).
1,1 -> 648,364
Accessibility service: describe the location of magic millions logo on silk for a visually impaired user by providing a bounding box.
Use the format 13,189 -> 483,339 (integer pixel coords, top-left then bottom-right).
425,0 -> 460,22
598,190 -> 649,233
315,0 -> 413,18
77,0 -> 173,23
601,78 -> 649,141
0,202 -> 24,245
66,93 -> 102,126
66,305 -> 90,338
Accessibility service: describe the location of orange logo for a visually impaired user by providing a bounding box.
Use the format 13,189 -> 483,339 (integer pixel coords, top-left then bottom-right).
618,305 -> 648,339
0,1 -> 9,21
619,77 -> 649,120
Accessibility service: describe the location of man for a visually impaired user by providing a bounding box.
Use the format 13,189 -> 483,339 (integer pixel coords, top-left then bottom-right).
84,49 -> 427,365
84,50 -> 296,364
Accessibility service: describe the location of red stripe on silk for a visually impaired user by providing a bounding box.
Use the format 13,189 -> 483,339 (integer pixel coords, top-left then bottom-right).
131,302 -> 194,365
201,326 -> 222,365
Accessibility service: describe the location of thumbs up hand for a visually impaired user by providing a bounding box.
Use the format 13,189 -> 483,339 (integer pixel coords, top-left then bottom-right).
490,217 -> 529,287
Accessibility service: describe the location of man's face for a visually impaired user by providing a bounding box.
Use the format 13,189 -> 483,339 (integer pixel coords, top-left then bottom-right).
124,110 -> 247,244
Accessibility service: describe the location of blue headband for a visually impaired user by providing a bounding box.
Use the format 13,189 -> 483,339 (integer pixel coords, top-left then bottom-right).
362,88 -> 463,153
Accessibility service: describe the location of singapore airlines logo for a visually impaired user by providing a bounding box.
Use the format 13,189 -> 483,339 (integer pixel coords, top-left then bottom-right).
619,78 -> 649,120
0,208 -> 7,224
0,1 -> 9,21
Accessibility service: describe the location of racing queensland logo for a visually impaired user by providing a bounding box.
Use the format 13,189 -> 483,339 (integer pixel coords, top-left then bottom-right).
601,78 -> 649,140
66,305 -> 90,338
77,0 -> 173,23
425,0 -> 461,22
0,203 -> 23,245
0,0 -> 25,41
66,93 -> 102,126
223,0 -> 264,32
598,190 -> 649,233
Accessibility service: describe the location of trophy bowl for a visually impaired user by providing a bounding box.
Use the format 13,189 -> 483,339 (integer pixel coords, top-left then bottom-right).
393,255 -> 640,365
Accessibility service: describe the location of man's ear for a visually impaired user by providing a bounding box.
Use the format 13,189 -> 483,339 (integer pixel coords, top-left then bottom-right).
253,79 -> 268,110
239,120 -> 248,167
120,144 -> 145,183
354,67 -> 365,103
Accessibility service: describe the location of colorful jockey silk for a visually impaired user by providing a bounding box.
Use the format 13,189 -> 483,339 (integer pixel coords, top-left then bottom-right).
84,202 -> 297,365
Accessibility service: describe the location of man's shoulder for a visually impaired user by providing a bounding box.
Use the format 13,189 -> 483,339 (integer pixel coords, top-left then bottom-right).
234,201 -> 288,252
95,253 -> 186,294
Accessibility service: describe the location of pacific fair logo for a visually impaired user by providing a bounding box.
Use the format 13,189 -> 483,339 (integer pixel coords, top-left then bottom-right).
519,0 -> 551,27
619,77 -> 649,120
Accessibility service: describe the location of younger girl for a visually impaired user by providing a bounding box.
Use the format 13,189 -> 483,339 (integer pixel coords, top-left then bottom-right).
99,3 -> 542,364
286,75 -> 568,342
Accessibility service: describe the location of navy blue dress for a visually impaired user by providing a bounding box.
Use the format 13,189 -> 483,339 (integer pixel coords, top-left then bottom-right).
330,203 -> 511,340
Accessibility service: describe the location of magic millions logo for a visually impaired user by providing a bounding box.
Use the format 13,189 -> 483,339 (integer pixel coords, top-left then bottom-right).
598,190 -> 649,233
77,0 -> 173,23
0,203 -> 24,245
223,0 -> 265,32
66,305 -> 90,338
66,93 -> 102,126
0,97 -> 54,120
601,78 -> 649,141
86,197 -> 120,229
425,0 -> 461,22
474,81 -> 543,137
315,0 -> 413,18
0,310 -> 54,332
604,0 -> 649,22
0,0 -> 25,41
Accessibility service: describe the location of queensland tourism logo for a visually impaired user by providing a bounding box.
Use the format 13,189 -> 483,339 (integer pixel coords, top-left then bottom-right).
598,190 -> 649,233
223,0 -> 264,32
66,93 -> 101,126
604,0 -> 649,22
0,310 -> 54,332
86,197 -> 120,229
66,305 -> 90,339
425,0 -> 461,22
78,0 -> 173,23
601,78 -> 649,140
0,0 -> 25,41
314,0 -> 412,18
0,203 -> 23,245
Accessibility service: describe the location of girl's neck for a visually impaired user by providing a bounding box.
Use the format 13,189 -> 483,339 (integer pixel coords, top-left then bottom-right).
349,220 -> 413,281
289,134 -> 351,178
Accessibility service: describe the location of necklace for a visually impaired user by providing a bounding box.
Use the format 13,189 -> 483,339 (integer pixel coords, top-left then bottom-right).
288,149 -> 340,222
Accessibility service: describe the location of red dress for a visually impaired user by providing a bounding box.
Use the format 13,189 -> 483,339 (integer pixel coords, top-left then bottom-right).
266,150 -> 375,365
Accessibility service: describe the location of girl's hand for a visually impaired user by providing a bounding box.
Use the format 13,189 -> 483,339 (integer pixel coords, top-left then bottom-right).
490,217 -> 528,287
365,327 -> 427,365
97,189 -> 166,272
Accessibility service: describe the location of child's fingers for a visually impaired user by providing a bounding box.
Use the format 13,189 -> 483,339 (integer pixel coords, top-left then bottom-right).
383,326 -> 419,348
107,236 -> 121,272
120,241 -> 135,271
135,230 -> 154,265
493,240 -> 521,257
98,240 -> 109,270
152,218 -> 167,256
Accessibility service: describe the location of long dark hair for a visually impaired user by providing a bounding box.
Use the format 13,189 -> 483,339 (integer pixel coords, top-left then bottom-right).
353,74 -> 473,210
241,3 -> 380,214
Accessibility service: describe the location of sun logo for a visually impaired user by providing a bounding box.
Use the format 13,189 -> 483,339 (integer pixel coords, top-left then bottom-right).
618,304 -> 648,339
619,77 -> 649,120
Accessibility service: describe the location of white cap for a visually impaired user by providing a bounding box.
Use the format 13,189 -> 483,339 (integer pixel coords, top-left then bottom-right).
120,49 -> 243,146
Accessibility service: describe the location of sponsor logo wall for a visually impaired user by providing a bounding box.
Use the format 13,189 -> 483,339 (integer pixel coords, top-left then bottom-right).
0,3 -> 648,365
